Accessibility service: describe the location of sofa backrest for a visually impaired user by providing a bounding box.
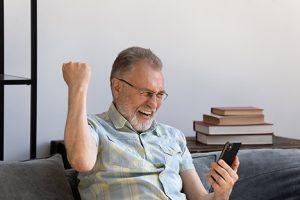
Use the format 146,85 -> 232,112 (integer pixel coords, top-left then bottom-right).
192,149 -> 300,200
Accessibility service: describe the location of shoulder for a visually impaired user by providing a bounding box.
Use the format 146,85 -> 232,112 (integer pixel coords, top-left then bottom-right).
156,122 -> 187,145
87,112 -> 108,129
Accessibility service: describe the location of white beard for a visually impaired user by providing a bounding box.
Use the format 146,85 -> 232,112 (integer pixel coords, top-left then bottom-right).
116,102 -> 155,132
129,112 -> 154,132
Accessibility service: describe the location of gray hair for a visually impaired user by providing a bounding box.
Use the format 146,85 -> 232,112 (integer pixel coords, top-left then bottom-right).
110,46 -> 163,81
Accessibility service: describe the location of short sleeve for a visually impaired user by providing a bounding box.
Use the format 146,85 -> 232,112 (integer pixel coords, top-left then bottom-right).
178,131 -> 195,172
180,145 -> 195,172
87,115 -> 100,146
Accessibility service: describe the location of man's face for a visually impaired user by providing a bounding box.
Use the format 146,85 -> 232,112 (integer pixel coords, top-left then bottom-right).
112,60 -> 166,132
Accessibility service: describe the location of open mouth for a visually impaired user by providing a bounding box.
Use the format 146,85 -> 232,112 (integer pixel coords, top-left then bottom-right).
138,110 -> 152,118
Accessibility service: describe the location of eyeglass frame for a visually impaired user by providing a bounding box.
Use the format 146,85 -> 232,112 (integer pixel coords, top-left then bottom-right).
115,78 -> 168,101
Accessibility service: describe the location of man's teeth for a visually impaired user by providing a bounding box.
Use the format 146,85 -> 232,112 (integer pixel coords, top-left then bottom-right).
140,110 -> 151,115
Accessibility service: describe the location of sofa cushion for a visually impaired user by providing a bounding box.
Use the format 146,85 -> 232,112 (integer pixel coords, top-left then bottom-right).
65,169 -> 81,200
192,152 -> 217,191
230,149 -> 300,200
192,149 -> 300,200
0,154 -> 74,200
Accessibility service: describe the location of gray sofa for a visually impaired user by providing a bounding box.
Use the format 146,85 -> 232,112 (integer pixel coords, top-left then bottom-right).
193,149 -> 300,200
0,149 -> 300,200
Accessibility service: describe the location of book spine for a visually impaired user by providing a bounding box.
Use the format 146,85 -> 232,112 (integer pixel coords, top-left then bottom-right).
203,114 -> 265,125
194,121 -> 274,135
196,131 -> 273,145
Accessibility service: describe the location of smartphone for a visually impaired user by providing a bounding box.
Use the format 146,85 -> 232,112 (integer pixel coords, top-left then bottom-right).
209,141 -> 241,193
218,141 -> 241,167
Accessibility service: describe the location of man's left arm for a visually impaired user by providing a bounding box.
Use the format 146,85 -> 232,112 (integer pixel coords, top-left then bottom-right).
181,169 -> 213,200
181,156 -> 239,200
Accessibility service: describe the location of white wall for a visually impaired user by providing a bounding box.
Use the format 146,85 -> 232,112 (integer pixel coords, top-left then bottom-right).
3,0 -> 300,160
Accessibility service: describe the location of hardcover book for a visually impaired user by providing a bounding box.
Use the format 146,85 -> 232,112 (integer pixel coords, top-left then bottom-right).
193,121 -> 274,135
211,106 -> 264,116
196,131 -> 273,145
203,113 -> 265,125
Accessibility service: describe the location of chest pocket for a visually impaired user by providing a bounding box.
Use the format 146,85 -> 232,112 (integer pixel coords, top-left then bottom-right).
159,142 -> 182,156
159,142 -> 182,172
102,134 -> 144,169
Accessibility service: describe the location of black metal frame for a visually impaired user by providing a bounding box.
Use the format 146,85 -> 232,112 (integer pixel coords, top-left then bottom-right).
0,0 -> 3,160
0,0 -> 37,160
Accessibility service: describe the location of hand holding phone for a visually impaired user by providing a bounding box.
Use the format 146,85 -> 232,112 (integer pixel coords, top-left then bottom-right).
209,141 -> 241,193
219,141 -> 241,167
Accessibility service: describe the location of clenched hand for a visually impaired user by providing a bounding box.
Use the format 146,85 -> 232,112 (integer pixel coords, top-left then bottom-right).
62,62 -> 91,90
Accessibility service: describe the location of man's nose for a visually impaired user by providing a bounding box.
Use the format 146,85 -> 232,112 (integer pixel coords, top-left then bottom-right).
147,94 -> 159,108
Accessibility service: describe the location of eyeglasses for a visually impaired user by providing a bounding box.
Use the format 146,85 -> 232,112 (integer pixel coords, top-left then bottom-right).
116,78 -> 168,101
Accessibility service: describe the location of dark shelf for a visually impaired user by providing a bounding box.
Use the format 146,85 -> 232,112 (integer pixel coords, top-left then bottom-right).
0,74 -> 31,85
1,0 -> 37,160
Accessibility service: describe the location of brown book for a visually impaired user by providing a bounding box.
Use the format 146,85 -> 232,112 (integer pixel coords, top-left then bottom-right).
203,113 -> 265,125
193,121 -> 274,135
196,131 -> 273,145
211,106 -> 264,116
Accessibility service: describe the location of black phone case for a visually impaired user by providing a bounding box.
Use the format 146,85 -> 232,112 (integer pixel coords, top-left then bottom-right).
219,142 -> 241,167
209,142 -> 241,193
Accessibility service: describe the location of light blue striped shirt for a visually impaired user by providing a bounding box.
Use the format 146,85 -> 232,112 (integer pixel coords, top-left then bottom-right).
78,103 -> 195,200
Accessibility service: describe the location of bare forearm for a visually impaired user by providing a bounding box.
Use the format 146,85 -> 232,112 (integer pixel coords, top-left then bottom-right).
62,62 -> 97,171
186,188 -> 228,200
202,192 -> 227,200
181,165 -> 238,200
64,86 -> 97,171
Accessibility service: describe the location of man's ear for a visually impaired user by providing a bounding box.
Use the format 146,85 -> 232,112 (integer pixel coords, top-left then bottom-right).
111,78 -> 121,98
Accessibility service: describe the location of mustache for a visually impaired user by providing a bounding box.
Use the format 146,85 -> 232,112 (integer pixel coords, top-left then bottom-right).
138,106 -> 157,113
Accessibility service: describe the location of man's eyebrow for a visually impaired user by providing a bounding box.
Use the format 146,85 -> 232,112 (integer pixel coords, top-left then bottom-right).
140,88 -> 166,93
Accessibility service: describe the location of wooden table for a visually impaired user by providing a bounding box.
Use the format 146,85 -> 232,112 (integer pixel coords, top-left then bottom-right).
187,135 -> 300,153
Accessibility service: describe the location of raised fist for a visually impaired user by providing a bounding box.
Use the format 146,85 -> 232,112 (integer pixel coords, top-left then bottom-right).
62,62 -> 91,89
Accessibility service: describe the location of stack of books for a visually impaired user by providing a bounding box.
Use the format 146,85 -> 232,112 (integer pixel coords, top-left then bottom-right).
193,106 -> 274,145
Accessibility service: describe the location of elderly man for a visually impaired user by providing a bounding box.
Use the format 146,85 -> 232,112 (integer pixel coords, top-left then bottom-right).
62,46 -> 239,200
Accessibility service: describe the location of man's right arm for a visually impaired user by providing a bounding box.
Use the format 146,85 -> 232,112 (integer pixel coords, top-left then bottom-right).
62,62 -> 98,172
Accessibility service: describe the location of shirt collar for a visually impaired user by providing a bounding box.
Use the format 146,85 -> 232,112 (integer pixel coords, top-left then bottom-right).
152,120 -> 162,136
107,103 -> 161,136
107,103 -> 127,130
